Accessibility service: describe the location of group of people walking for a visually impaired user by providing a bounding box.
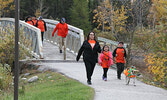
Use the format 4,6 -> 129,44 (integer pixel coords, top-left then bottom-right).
25,15 -> 126,85
25,15 -> 47,42
25,16 -> 68,54
76,31 -> 127,85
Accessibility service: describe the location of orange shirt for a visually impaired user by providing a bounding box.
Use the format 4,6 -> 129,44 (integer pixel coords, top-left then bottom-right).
102,51 -> 109,68
37,20 -> 45,32
26,21 -> 34,25
32,19 -> 37,26
88,40 -> 96,49
115,48 -> 126,63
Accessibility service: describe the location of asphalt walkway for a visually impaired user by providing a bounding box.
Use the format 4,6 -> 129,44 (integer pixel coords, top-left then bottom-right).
34,41 -> 167,100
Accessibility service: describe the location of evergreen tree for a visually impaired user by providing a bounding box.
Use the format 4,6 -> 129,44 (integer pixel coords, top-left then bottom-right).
70,0 -> 91,36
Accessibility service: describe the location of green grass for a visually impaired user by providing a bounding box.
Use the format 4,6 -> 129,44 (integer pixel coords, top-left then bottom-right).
2,71 -> 95,100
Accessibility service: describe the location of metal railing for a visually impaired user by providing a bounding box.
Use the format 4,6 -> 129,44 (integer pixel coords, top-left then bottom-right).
0,18 -> 43,58
0,18 -> 85,59
44,19 -> 84,55
98,37 -> 127,51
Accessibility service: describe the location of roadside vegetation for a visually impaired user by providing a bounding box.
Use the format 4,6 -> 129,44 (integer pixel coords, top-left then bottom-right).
2,70 -> 94,100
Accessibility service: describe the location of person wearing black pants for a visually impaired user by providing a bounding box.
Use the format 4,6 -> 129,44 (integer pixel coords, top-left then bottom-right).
84,60 -> 96,82
113,42 -> 127,80
36,16 -> 47,43
103,68 -> 108,79
116,63 -> 125,79
76,31 -> 101,85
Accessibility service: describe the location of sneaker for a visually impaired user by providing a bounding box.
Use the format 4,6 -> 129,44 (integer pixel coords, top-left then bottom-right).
104,78 -> 107,81
87,80 -> 92,85
60,50 -> 62,53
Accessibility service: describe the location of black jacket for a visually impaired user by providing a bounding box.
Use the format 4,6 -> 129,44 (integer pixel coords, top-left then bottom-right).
76,40 -> 101,63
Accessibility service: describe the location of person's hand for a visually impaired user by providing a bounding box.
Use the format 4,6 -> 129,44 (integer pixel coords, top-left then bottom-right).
52,33 -> 54,37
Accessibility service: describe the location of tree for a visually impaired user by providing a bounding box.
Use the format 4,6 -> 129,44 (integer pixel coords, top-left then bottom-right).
147,0 -> 167,29
70,0 -> 91,35
93,0 -> 128,36
0,0 -> 13,17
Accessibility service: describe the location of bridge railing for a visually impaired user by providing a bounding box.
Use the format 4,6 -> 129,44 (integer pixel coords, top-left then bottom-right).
44,19 -> 84,55
98,37 -> 127,51
0,18 -> 43,58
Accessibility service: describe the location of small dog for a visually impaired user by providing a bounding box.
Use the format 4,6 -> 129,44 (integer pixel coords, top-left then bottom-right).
124,66 -> 139,86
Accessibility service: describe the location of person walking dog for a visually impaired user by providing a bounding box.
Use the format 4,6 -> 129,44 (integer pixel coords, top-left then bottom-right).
76,31 -> 101,85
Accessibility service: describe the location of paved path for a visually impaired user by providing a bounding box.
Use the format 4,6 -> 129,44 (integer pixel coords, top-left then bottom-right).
34,41 -> 167,100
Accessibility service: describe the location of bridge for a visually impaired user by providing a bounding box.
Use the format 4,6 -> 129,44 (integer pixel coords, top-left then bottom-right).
0,18 -> 167,100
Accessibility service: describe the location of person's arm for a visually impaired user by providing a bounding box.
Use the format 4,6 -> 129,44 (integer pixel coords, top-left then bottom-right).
124,48 -> 127,58
108,52 -> 113,66
52,24 -> 59,37
112,48 -> 117,58
98,53 -> 103,65
76,41 -> 85,61
43,20 -> 47,31
35,20 -> 38,27
65,24 -> 68,37
96,41 -> 101,53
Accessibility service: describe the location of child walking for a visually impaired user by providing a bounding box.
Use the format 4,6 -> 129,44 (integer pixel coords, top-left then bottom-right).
99,45 -> 113,81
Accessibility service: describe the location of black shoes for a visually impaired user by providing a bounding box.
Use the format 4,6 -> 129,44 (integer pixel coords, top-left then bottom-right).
87,80 -> 92,85
60,50 -> 62,53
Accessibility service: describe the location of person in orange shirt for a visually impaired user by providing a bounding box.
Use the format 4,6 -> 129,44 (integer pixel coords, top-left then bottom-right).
113,42 -> 127,80
36,16 -> 47,42
99,45 -> 113,81
32,15 -> 37,26
25,16 -> 34,25
52,18 -> 68,53
76,32 -> 101,85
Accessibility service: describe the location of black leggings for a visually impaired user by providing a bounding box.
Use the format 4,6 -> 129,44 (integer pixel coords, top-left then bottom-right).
84,61 -> 96,82
103,68 -> 109,78
41,32 -> 44,42
116,63 -> 125,78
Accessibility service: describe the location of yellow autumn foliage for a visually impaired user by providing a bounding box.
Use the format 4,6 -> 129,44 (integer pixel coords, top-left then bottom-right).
0,0 -> 14,17
145,53 -> 167,85
148,0 -> 167,24
93,0 -> 128,33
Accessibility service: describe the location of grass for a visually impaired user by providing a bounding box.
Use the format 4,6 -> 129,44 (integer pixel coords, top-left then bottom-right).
2,71 -> 95,100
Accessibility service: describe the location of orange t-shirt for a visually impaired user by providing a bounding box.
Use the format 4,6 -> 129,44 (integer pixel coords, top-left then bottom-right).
102,51 -> 109,68
37,20 -> 45,32
26,21 -> 34,25
32,19 -> 37,26
115,48 -> 125,63
88,40 -> 96,49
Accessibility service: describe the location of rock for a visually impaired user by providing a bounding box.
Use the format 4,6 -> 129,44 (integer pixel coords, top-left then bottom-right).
24,73 -> 30,76
28,76 -> 38,83
48,76 -> 52,79
37,66 -> 49,72
21,78 -> 27,80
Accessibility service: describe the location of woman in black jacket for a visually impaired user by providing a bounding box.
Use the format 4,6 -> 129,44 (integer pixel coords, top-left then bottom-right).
76,31 -> 101,85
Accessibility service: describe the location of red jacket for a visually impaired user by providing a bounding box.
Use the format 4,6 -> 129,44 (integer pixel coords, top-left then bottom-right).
52,23 -> 68,38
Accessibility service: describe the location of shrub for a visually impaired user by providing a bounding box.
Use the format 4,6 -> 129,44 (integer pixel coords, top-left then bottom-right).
0,26 -> 32,71
0,64 -> 13,91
